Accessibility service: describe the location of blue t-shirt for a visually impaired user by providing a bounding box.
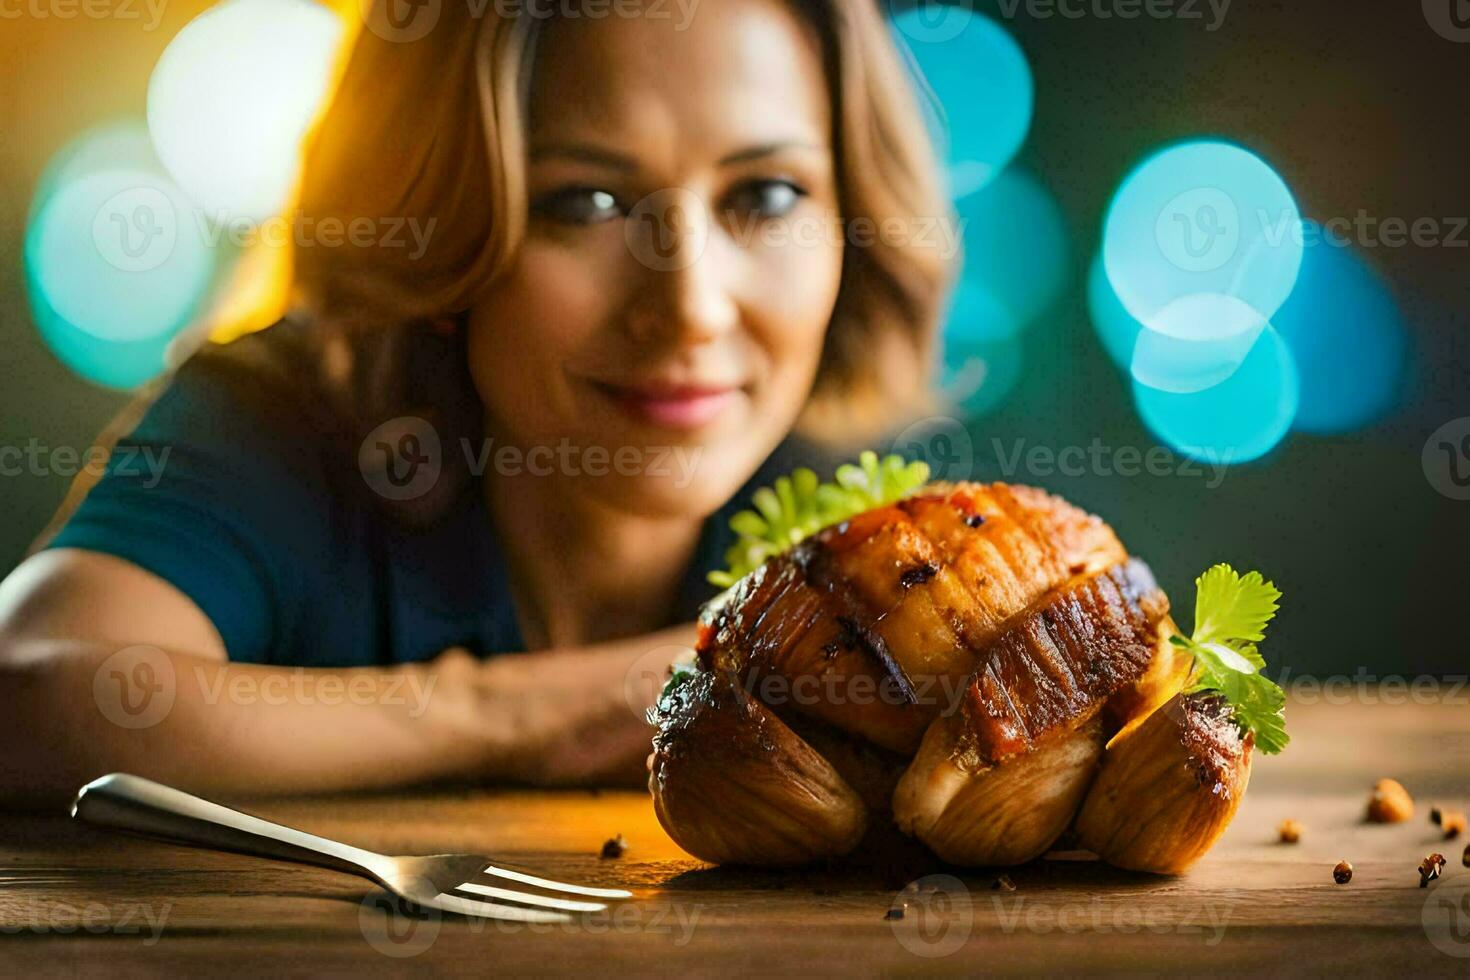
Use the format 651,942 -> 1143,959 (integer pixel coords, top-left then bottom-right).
46,319 -> 832,666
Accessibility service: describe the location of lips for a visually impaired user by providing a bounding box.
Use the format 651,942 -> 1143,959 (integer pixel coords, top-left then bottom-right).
591,379 -> 743,430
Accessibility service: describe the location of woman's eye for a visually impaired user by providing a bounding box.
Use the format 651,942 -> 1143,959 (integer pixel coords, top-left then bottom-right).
724,180 -> 806,219
532,187 -> 622,225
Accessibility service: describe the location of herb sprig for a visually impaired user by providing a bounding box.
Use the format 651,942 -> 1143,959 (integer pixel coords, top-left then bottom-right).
1169,564 -> 1289,754
708,451 -> 931,587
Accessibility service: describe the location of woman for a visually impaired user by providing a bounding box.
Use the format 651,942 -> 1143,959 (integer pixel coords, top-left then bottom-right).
0,0 -> 951,806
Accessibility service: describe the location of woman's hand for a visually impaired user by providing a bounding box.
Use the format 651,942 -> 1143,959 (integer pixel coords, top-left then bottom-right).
460,621 -> 698,786
0,548 -> 696,808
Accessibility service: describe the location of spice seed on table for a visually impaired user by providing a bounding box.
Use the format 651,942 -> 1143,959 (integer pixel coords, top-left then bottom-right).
1366,779 -> 1414,823
1278,819 -> 1303,843
1333,860 -> 1353,884
1418,853 -> 1447,887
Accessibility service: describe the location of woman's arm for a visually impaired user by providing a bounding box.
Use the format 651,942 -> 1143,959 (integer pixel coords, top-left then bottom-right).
0,549 -> 689,810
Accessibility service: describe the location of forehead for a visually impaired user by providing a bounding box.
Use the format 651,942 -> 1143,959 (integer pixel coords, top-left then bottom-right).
526,0 -> 832,157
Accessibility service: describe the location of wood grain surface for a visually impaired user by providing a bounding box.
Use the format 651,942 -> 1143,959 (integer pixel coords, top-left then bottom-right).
2,698 -> 1468,976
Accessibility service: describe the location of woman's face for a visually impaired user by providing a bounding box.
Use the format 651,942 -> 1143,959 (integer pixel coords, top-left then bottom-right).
467,0 -> 843,518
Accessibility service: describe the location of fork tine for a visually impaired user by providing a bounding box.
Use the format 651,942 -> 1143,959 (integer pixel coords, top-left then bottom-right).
456,881 -> 607,913
480,864 -> 634,900
424,892 -> 574,924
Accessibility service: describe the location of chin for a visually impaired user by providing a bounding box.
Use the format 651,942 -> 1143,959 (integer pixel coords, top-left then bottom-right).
588,449 -> 764,522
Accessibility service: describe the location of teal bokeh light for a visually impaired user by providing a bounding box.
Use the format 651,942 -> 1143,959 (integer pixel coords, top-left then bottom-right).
26,285 -> 183,391
1130,293 -> 1268,395
1273,231 -> 1407,433
1087,253 -> 1140,369
1103,140 -> 1303,324
938,333 -> 1024,418
1133,326 -> 1299,464
891,9 -> 1033,198
946,169 -> 1068,344
25,121 -> 217,387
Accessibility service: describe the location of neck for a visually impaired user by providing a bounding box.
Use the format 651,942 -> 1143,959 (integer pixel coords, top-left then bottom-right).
483,468 -> 705,651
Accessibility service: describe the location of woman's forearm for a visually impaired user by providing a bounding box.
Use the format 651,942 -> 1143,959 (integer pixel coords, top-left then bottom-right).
0,626 -> 692,809
0,640 -> 485,808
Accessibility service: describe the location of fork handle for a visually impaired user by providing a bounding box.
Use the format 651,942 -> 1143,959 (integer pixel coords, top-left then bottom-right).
72,773 -> 383,879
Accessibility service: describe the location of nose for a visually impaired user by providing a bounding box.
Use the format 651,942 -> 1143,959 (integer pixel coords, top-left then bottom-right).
623,189 -> 740,346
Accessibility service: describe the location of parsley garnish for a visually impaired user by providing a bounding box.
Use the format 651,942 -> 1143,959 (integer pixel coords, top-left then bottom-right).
1168,564 -> 1289,754
707,451 -> 931,587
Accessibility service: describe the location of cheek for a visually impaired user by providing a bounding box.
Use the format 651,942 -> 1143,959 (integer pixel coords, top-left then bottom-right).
737,224 -> 844,390
467,240 -> 620,431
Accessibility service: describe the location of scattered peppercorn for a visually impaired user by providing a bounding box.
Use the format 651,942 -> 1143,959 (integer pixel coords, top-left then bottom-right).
1278,819 -> 1303,844
1366,778 -> 1414,823
1419,852 -> 1447,887
885,906 -> 906,921
1431,806 -> 1444,826
1439,810 -> 1466,839
1332,860 -> 1353,885
1462,844 -> 1470,868
992,874 -> 1017,892
599,834 -> 628,859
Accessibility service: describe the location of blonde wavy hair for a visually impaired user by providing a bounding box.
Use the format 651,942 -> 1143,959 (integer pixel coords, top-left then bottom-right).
286,0 -> 955,443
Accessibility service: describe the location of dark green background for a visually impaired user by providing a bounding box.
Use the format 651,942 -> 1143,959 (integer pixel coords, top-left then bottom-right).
2,1 -> 1465,675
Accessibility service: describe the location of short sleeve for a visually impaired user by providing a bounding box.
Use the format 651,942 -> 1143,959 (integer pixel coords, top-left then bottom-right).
46,356 -> 343,664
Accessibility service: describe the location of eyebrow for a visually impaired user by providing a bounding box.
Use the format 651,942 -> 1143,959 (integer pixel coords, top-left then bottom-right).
529,140 -> 827,169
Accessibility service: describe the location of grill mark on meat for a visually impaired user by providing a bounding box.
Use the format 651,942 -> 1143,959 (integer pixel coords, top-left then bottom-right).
956,560 -> 1165,763
794,537 -> 919,703
899,562 -> 940,589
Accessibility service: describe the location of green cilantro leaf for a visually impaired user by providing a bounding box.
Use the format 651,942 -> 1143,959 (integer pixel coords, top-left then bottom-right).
1191,564 -> 1282,645
1174,564 -> 1289,754
707,451 -> 930,587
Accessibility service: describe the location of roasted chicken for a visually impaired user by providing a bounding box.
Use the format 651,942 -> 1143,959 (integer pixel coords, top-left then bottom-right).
649,482 -> 1252,873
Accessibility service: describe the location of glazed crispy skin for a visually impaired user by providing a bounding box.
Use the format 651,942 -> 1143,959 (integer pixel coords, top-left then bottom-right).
698,484 -> 1129,754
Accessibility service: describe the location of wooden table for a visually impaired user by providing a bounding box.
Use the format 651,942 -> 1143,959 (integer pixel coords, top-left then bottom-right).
3,698 -> 1469,976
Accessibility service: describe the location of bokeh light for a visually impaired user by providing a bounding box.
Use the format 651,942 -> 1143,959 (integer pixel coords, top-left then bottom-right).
147,0 -> 342,222
27,287 -> 186,391
25,122 -> 217,387
27,169 -> 214,345
891,9 -> 1033,199
1133,326 -> 1299,464
1103,140 -> 1303,324
1273,230 -> 1407,433
946,169 -> 1068,344
1086,252 -> 1140,369
938,333 -> 1025,418
1130,293 -> 1268,394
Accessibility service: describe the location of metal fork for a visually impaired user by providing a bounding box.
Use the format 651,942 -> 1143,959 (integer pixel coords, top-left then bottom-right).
71,773 -> 632,923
